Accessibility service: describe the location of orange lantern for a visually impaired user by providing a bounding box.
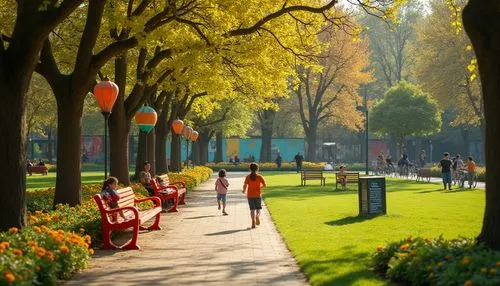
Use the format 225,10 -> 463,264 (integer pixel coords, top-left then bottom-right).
183,126 -> 193,140
190,131 -> 199,142
172,119 -> 184,135
93,77 -> 119,114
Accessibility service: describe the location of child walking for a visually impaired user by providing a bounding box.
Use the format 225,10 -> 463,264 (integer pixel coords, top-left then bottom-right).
242,163 -> 266,229
101,177 -> 126,221
215,169 -> 229,215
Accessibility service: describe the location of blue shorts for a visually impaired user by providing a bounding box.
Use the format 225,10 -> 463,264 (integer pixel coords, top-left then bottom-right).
216,193 -> 226,203
247,197 -> 262,210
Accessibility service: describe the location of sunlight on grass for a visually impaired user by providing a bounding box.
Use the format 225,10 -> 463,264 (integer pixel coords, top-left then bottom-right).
262,172 -> 484,286
26,172 -> 131,190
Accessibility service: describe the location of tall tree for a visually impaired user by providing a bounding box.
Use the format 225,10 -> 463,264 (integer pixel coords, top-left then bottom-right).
369,82 -> 442,156
294,26 -> 372,161
0,0 -> 83,229
413,0 -> 484,143
462,0 -> 500,250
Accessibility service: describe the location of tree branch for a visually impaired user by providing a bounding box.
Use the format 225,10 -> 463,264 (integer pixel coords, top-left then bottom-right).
226,0 -> 337,36
92,37 -> 138,69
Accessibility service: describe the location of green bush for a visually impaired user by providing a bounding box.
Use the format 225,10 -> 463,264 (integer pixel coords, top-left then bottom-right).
373,236 -> 500,285
205,161 -> 329,172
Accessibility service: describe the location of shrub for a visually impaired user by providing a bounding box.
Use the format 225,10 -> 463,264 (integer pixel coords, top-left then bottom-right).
373,236 -> 500,285
167,166 -> 213,190
429,166 -> 485,182
0,226 -> 92,285
205,161 -> 328,172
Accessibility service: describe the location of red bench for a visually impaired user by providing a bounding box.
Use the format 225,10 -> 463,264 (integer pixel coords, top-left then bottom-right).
28,165 -> 48,176
150,174 -> 187,209
93,187 -> 162,250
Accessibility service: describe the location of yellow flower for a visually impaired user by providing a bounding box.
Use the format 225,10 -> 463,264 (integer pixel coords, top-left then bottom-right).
461,256 -> 470,265
464,280 -> 473,286
8,227 -> 18,234
409,250 -> 417,256
4,272 -> 15,283
12,249 -> 23,256
33,226 -> 41,233
437,262 -> 444,268
481,268 -> 488,273
79,228 -> 85,233
497,262 -> 500,267
29,216 -> 39,223
489,268 -> 497,275
376,245 -> 384,252
60,245 -> 70,254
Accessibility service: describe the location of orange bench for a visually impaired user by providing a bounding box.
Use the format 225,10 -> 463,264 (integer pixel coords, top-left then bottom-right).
28,165 -> 48,176
93,187 -> 162,250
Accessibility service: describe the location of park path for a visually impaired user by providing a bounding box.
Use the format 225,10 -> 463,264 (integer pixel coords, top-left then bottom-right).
65,172 -> 307,286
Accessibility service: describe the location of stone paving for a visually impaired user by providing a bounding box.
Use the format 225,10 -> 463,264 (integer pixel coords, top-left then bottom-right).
65,173 -> 307,286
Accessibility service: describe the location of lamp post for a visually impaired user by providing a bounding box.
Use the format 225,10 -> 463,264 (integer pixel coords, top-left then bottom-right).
134,105 -> 158,166
93,77 -> 119,180
357,88 -> 369,175
171,119 -> 185,172
190,131 -> 199,167
183,126 -> 193,169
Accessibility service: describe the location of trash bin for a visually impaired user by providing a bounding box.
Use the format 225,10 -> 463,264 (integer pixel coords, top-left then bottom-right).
358,176 -> 386,215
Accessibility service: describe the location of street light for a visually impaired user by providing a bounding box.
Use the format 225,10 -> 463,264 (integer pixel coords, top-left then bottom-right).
182,126 -> 193,169
134,105 -> 158,166
190,131 -> 199,167
93,77 -> 119,179
357,88 -> 369,175
171,119 -> 185,172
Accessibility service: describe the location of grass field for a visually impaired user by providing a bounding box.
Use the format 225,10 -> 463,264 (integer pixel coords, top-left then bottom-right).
26,172 -> 118,190
262,172 -> 485,286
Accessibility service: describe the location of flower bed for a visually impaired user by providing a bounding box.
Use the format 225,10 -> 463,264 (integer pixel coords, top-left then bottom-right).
0,167 -> 212,284
373,236 -> 500,285
205,161 -> 329,171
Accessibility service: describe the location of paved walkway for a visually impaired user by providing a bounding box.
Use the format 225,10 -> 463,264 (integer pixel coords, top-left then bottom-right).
65,173 -> 307,285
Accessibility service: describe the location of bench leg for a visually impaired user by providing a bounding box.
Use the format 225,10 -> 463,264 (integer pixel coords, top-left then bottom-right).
101,228 -> 119,250
168,193 -> 179,212
121,221 -> 141,250
179,193 -> 186,205
148,212 -> 162,231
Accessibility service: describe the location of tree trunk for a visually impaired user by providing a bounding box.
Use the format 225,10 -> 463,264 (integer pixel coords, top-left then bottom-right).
463,0 -> 500,250
191,141 -> 200,165
135,132 -> 147,179
109,54 -> 131,185
147,130 -> 155,175
259,109 -> 275,162
170,134 -> 182,172
47,128 -> 53,163
215,132 -> 224,162
0,77 -> 28,229
305,122 -> 317,162
54,93 -> 84,207
197,131 -> 212,165
460,127 -> 470,158
155,110 -> 169,174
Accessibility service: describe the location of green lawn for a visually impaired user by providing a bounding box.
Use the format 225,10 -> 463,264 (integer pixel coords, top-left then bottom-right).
262,172 -> 485,286
26,172 -> 113,190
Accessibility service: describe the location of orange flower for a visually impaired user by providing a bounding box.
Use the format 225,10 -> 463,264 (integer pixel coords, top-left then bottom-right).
28,240 -> 37,247
89,248 -> 95,255
497,261 -> 500,267
8,227 -> 18,234
4,272 -> 15,283
464,280 -> 473,286
376,245 -> 384,252
35,247 -> 46,257
45,251 -> 54,261
35,265 -> 40,272
12,249 -> 23,256
84,235 -> 91,244
400,244 -> 409,251
33,226 -> 41,233
79,228 -> 85,233
2,242 -> 10,249
59,245 -> 70,254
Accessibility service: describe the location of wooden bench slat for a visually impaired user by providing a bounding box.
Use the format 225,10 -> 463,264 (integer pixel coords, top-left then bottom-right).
300,170 -> 326,186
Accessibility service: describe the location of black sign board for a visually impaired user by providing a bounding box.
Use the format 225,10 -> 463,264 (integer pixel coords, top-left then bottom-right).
358,176 -> 386,215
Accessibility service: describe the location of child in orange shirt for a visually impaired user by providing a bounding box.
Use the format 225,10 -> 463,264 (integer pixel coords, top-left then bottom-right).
463,156 -> 476,188
242,163 -> 266,229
